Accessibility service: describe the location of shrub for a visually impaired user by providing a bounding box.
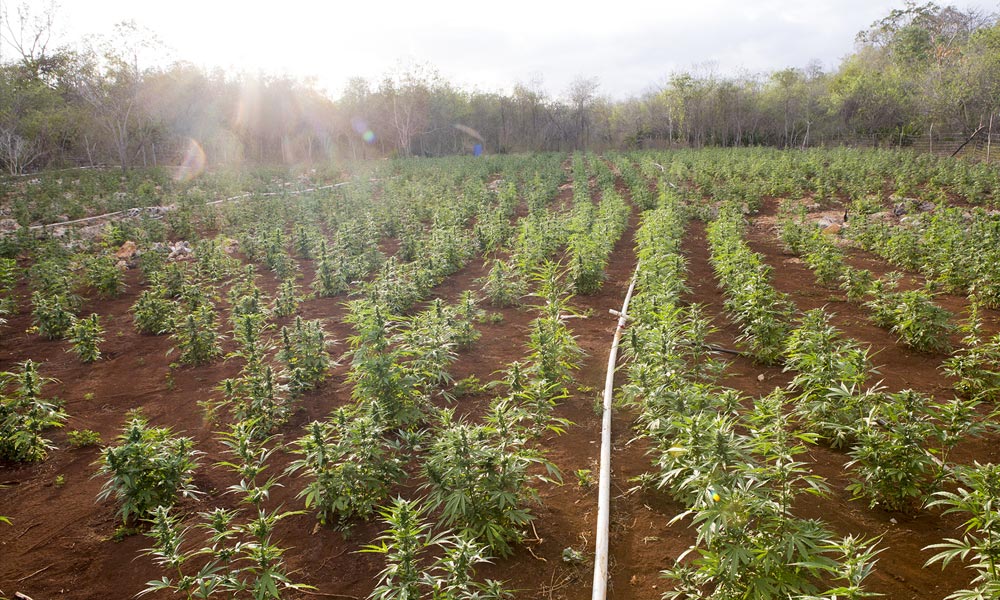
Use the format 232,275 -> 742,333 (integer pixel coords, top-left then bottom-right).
277,317 -> 333,396
85,255 -> 126,298
478,259 -> 526,307
31,291 -> 75,339
67,429 -> 102,448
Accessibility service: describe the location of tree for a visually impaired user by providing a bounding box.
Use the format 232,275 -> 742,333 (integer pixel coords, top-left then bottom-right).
74,21 -> 159,171
566,75 -> 599,151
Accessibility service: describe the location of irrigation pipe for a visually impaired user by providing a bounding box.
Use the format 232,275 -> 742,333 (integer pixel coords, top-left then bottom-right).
592,264 -> 640,600
25,180 -> 352,231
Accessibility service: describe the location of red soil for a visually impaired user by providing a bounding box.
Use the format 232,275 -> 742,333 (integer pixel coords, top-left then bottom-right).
1,189 -> 997,600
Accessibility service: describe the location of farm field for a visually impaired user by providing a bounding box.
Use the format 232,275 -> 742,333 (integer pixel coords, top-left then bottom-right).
2,148 -> 1000,600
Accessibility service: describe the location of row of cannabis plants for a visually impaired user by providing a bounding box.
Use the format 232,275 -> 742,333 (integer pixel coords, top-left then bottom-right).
631,194 -> 999,599
624,193 -> 882,599
777,203 -> 1000,404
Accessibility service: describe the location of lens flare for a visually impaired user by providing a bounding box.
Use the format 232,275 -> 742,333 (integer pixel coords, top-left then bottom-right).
175,138 -> 206,182
363,130 -> 375,143
351,117 -> 368,135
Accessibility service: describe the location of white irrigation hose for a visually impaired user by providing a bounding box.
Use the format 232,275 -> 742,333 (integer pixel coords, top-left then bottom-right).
26,180 -> 352,230
592,264 -> 639,600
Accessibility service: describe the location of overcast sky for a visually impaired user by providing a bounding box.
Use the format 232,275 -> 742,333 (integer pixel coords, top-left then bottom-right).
7,0 -> 1000,99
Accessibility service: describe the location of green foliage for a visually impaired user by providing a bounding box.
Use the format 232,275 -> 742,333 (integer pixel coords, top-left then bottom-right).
0,257 -> 18,322
67,429 -> 102,448
865,284 -> 954,352
84,255 -> 126,298
170,303 -> 223,365
942,299 -> 1000,401
287,410 -> 405,527
707,205 -> 794,365
846,391 -> 989,512
141,424 -> 309,598
220,364 -> 290,435
839,267 -> 875,302
132,289 -> 177,335
31,290 -> 76,339
96,416 -> 201,524
277,317 -> 333,396
271,277 -> 301,318
924,463 -> 1000,600
477,259 -> 526,307
312,239 -> 349,298
362,497 -> 512,600
344,300 -> 426,429
0,360 -> 66,461
783,309 -> 875,447
525,263 -> 585,386
68,313 -> 104,362
421,413 -> 557,557
661,391 -> 874,600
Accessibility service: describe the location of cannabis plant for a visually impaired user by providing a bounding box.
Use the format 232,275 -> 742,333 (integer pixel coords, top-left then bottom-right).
0,360 -> 66,461
96,416 -> 201,524
287,410 -> 405,527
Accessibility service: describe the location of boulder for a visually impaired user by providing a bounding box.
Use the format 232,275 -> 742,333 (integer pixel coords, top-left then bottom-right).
115,240 -> 138,261
0,218 -> 20,233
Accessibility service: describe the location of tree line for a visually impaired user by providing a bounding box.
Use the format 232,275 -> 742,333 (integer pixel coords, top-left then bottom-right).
1,1 -> 998,173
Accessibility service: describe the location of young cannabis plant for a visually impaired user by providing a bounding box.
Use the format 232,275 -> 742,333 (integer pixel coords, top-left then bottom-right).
361,497 -> 512,600
141,423 -> 309,598
0,360 -> 66,462
287,409 -> 405,527
421,412 -> 559,557
277,317 -> 333,396
132,289 -> 178,335
96,416 -> 201,524
170,303 -> 223,365
68,313 -> 104,362
924,462 -> 1000,600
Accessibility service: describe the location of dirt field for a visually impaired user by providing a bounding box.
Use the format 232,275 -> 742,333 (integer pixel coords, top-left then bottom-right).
2,177 -> 998,600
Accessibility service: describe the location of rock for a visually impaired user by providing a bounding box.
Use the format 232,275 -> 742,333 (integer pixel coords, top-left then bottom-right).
115,260 -> 128,270
55,214 -> 70,222
823,223 -> 843,235
78,224 -> 103,240
0,218 -> 20,233
146,205 -> 174,219
892,204 -> 908,217
221,238 -> 239,255
919,201 -> 935,212
168,240 -> 193,260
817,216 -> 836,228
115,240 -> 138,261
